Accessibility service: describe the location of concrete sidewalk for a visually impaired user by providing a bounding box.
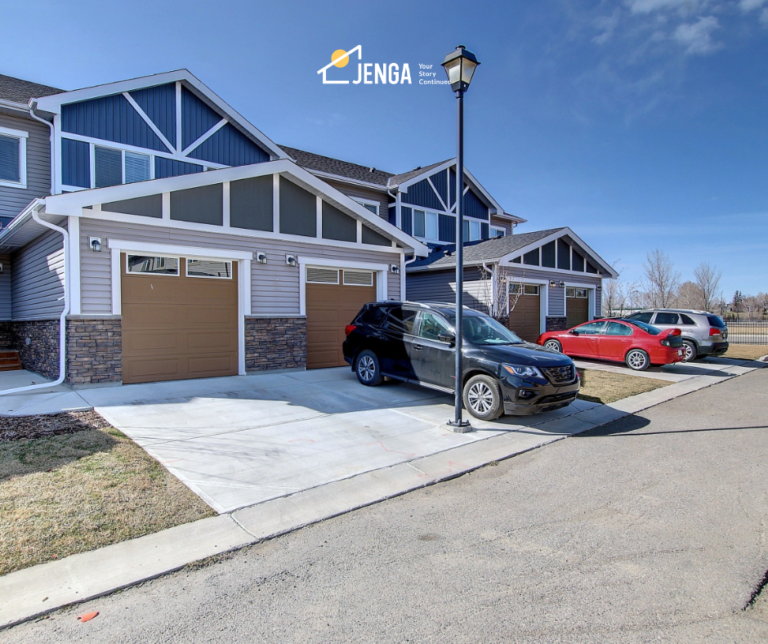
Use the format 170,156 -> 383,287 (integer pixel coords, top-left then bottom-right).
0,356 -> 764,629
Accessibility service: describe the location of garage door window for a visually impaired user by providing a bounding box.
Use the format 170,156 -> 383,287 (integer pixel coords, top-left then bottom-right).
187,259 -> 232,279
126,255 -> 179,275
307,268 -> 339,284
343,270 -> 373,286
567,288 -> 588,298
510,284 -> 539,295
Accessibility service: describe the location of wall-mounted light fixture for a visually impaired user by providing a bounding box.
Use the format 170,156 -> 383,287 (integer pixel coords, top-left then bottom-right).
285,255 -> 297,267
549,280 -> 557,288
596,285 -> 602,292
256,252 -> 267,264
559,281 -> 565,288
390,264 -> 400,274
89,237 -> 102,252
0,263 -> 3,274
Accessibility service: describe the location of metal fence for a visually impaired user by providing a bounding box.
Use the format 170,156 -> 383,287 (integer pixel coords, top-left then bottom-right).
725,321 -> 768,345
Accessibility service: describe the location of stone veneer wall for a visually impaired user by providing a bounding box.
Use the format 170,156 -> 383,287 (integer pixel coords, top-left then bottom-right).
5,319 -> 61,379
0,321 -> 13,350
245,317 -> 306,371
546,317 -> 568,332
66,318 -> 122,385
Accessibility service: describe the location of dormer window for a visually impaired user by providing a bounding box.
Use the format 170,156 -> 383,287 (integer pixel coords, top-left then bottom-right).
0,126 -> 28,189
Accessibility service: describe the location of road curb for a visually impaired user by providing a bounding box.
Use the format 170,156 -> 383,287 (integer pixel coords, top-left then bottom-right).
0,360 -> 763,629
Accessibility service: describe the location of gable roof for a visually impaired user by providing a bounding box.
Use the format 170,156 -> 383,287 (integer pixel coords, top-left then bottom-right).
0,74 -> 63,105
33,69 -> 287,161
409,229 -> 563,271
387,159 -> 452,189
281,145 -> 394,187
0,159 -> 429,257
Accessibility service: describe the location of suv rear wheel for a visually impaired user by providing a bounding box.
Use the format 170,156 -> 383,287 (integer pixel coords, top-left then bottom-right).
682,340 -> 697,362
463,374 -> 504,421
355,350 -> 383,386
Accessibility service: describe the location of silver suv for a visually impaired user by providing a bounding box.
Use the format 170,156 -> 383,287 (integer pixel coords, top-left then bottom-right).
626,309 -> 729,362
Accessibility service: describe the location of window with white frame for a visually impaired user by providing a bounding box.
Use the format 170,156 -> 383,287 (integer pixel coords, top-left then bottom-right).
462,219 -> 481,241
0,126 -> 28,189
566,287 -> 589,298
354,199 -> 379,216
413,209 -> 438,240
490,225 -> 506,238
94,145 -> 151,188
510,283 -> 540,296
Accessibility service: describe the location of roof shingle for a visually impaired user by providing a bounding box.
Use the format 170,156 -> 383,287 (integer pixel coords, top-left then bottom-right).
0,74 -> 63,105
280,145 -> 394,186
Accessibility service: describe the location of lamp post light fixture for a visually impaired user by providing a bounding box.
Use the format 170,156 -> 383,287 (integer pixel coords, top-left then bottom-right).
441,45 -> 480,432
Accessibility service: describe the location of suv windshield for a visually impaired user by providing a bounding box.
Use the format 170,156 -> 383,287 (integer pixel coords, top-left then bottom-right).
444,312 -> 524,345
623,319 -> 662,336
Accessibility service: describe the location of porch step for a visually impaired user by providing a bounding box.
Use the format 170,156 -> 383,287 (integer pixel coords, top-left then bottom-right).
0,350 -> 22,372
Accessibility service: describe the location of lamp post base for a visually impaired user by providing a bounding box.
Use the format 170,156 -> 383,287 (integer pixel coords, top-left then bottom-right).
447,419 -> 473,433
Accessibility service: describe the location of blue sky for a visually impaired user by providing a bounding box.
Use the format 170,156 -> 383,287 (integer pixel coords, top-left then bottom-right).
3,0 -> 767,298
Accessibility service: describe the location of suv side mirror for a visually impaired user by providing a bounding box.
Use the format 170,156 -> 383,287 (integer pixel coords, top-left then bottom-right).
437,332 -> 456,345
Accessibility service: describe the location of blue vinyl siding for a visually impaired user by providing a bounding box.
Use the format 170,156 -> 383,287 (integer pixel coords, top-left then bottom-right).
182,87 -> 221,150
430,169 -> 448,205
401,178 -> 443,210
129,84 -> 176,149
61,95 -> 167,152
401,206 -> 412,235
155,157 -> 205,179
388,205 -> 396,226
481,223 -> 489,239
61,138 -> 90,188
187,123 -> 269,166
438,214 -> 456,243
449,168 -> 456,208
463,188 -> 488,220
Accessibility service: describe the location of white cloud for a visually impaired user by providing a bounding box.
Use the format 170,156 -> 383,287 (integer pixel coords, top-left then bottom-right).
626,0 -> 709,15
593,11 -> 621,45
674,16 -> 722,54
739,0 -> 767,12
762,8 -> 768,23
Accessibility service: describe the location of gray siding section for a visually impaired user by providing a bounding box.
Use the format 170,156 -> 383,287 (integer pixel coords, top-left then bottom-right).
407,268 -> 487,311
0,254 -> 11,320
11,227 -> 65,320
78,218 -> 402,316
170,185 -> 223,225
103,195 -> 162,219
0,113 -> 51,222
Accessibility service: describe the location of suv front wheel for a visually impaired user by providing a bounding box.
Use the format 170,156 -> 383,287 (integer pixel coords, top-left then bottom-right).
355,349 -> 383,386
463,374 -> 504,421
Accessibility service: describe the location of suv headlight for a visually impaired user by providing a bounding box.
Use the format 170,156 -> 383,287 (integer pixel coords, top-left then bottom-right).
502,364 -> 543,378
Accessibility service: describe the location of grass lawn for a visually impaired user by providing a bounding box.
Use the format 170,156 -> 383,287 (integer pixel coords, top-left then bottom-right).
723,344 -> 768,361
577,368 -> 671,405
0,411 -> 214,577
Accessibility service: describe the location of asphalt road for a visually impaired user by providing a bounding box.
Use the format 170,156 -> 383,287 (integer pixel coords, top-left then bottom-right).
3,367 -> 768,643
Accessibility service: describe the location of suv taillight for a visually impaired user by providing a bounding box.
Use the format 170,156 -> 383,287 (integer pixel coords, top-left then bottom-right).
345,325 -> 357,337
709,328 -> 722,337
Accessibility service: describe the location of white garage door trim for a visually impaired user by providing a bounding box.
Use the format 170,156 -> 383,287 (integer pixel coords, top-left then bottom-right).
108,239 -> 252,376
564,281 -> 596,322
298,256 -> 388,316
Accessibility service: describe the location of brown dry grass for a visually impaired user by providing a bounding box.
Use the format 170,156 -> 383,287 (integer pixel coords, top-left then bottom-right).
723,345 -> 768,361
577,368 -> 671,405
0,416 -> 214,576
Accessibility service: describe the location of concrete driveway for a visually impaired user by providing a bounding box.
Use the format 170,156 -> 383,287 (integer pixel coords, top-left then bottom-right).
571,355 -> 752,382
75,368 -> 600,513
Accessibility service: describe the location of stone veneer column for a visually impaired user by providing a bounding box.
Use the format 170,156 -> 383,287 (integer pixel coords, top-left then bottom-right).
66,317 -> 122,385
546,317 -> 568,332
245,317 -> 306,371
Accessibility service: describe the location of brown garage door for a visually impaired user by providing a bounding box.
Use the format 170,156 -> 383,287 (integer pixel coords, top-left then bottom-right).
508,284 -> 541,342
566,288 -> 590,328
121,253 -> 238,384
306,268 -> 377,369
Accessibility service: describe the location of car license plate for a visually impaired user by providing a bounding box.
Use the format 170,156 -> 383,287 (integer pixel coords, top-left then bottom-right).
678,350 -> 683,356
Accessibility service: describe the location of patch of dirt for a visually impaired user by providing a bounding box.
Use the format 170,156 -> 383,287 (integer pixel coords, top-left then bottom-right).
0,410 -> 110,443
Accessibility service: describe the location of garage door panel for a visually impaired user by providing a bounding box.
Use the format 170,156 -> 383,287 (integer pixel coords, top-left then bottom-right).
306,274 -> 376,369
567,297 -> 589,328
122,255 -> 238,384
509,293 -> 541,343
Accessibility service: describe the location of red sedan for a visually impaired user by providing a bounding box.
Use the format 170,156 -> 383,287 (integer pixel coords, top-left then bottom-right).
536,318 -> 685,371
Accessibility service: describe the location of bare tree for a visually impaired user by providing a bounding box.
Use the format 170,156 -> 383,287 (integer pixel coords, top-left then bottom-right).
677,281 -> 704,310
692,262 -> 721,312
602,259 -> 632,316
642,250 -> 680,308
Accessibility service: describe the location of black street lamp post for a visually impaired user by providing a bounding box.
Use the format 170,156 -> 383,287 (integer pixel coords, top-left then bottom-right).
441,45 -> 479,432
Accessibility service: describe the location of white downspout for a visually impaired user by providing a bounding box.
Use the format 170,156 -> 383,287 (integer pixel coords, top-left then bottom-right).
0,205 -> 69,396
28,101 -> 56,194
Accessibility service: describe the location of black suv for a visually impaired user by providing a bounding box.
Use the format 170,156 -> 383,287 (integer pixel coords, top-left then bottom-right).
342,301 -> 580,421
